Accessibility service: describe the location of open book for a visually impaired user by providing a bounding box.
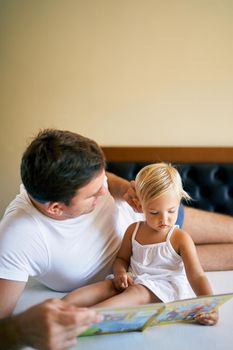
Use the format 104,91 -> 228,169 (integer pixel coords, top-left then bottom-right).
80,292 -> 233,336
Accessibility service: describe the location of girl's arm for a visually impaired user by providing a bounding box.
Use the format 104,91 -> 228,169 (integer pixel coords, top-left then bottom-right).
176,230 -> 213,295
112,223 -> 135,290
173,229 -> 218,325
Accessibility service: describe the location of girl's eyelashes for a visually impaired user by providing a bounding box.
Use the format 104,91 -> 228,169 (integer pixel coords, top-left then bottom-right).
149,209 -> 177,215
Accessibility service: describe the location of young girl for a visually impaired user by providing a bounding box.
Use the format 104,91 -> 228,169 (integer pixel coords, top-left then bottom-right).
64,163 -> 218,325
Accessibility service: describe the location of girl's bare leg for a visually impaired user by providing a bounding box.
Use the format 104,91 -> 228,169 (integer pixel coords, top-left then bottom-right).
94,284 -> 161,308
63,280 -> 119,307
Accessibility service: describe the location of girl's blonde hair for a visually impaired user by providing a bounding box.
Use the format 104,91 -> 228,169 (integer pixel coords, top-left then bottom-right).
135,162 -> 191,207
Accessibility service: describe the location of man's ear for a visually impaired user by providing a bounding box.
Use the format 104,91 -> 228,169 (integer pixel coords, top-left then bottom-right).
47,202 -> 64,217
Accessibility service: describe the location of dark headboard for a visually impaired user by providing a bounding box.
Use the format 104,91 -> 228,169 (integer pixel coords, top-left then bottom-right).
102,147 -> 233,215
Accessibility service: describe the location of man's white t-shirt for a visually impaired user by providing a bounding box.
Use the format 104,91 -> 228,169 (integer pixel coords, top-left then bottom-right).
0,184 -> 143,292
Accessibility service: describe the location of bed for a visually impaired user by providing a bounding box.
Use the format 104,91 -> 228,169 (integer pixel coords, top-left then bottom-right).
14,146 -> 233,350
14,271 -> 233,350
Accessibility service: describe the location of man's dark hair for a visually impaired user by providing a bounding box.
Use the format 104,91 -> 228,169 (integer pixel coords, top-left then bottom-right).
21,129 -> 106,205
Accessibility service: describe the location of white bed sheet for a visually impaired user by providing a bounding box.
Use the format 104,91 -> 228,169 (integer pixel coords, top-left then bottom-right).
14,271 -> 233,350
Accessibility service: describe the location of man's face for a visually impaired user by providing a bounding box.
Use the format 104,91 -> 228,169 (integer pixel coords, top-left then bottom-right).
61,170 -> 107,218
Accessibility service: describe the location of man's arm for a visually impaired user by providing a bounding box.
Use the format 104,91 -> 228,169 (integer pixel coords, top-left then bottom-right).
0,298 -> 103,350
107,172 -> 142,213
183,206 -> 233,245
106,172 -> 130,200
0,279 -> 26,318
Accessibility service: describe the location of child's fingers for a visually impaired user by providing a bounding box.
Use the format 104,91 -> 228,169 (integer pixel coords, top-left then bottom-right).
127,276 -> 134,286
113,278 -> 122,290
194,311 -> 218,326
120,276 -> 129,288
114,276 -> 128,290
113,273 -> 135,290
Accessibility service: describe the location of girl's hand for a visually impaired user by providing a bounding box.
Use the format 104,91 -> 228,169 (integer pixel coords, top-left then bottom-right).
194,309 -> 219,326
113,273 -> 134,291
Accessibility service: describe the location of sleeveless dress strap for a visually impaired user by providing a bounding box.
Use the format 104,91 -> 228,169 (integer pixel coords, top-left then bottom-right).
166,224 -> 179,242
131,221 -> 141,241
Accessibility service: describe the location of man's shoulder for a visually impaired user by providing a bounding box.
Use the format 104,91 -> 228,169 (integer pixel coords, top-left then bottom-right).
3,200 -> 32,220
0,188 -> 38,232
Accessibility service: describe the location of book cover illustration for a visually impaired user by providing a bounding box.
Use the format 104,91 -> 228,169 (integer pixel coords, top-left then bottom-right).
151,293 -> 232,326
79,292 -> 233,337
81,303 -> 163,336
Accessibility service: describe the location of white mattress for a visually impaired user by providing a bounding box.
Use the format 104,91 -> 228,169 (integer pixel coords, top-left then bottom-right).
15,271 -> 233,350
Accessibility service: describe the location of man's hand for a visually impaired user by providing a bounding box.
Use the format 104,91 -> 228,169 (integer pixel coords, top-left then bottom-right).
123,180 -> 142,212
14,299 -> 103,350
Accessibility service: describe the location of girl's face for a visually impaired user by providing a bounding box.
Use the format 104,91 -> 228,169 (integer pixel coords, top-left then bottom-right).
142,188 -> 180,233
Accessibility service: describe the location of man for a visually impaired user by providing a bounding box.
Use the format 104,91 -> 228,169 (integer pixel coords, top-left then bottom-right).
0,129 -> 233,318
0,298 -> 102,350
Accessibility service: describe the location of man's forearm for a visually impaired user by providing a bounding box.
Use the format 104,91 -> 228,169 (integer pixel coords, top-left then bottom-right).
106,172 -> 130,200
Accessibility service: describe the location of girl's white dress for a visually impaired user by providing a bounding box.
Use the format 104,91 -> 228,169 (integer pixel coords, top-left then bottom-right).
130,222 -> 194,302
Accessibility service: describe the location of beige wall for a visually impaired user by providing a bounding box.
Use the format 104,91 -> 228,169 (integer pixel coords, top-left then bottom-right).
0,0 -> 233,216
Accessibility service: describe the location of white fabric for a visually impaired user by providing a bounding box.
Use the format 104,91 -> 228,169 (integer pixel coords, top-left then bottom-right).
130,222 -> 194,302
0,184 -> 144,292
